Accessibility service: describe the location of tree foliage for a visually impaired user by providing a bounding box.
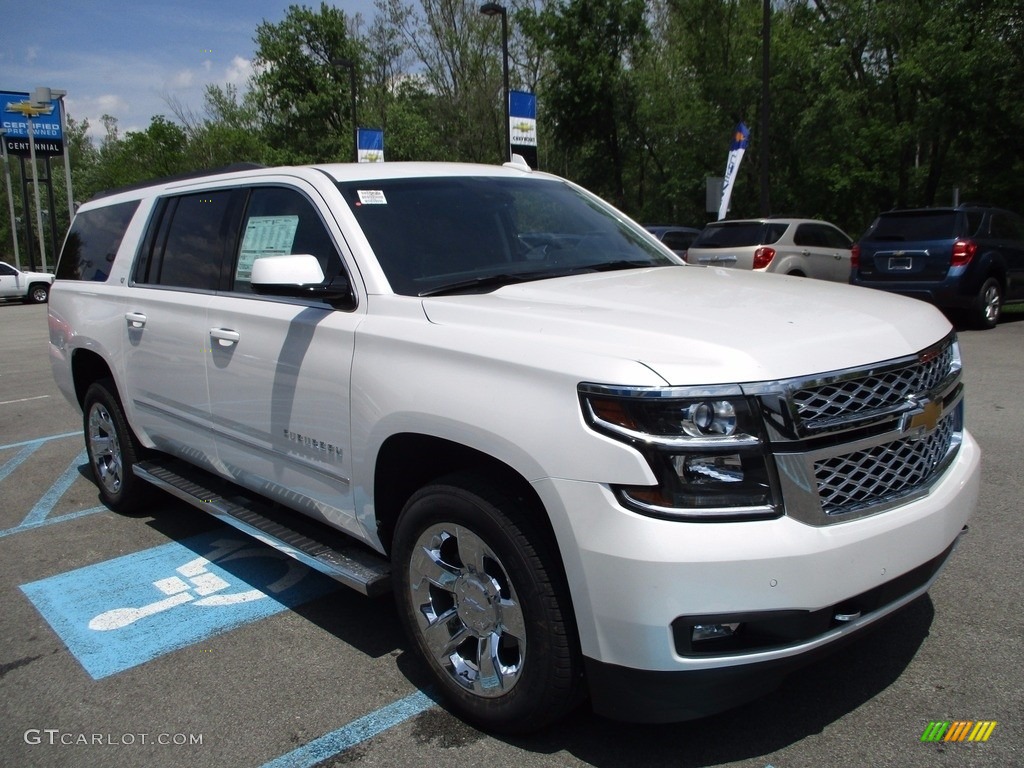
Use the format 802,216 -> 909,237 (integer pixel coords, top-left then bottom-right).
5,0 -> 1024,265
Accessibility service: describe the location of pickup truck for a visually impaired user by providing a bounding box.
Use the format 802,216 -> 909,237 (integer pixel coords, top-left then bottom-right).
48,160 -> 979,733
0,260 -> 53,303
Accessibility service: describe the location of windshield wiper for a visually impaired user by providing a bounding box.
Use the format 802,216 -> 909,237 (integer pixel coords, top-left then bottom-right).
419,270 -> 564,297
584,259 -> 662,272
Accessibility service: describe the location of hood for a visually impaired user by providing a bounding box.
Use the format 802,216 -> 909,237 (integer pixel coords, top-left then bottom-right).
420,266 -> 950,386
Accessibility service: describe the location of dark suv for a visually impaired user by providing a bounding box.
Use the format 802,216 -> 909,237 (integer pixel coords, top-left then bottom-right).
851,205 -> 1024,328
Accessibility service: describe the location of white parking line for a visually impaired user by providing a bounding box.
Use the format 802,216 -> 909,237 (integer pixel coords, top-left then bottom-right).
0,395 -> 51,406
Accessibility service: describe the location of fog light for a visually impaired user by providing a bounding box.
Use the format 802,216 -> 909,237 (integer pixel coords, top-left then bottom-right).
691,622 -> 741,643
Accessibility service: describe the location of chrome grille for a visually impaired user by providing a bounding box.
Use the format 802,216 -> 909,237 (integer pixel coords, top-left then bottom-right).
792,343 -> 954,424
814,413 -> 956,515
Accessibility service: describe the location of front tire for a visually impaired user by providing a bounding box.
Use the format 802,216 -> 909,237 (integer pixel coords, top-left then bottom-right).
392,474 -> 583,733
27,283 -> 50,303
83,379 -> 151,513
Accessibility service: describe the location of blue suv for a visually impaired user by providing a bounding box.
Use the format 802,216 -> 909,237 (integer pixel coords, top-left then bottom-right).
851,205 -> 1024,328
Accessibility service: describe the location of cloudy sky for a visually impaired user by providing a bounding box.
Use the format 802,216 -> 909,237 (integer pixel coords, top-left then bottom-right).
0,1 -> 378,142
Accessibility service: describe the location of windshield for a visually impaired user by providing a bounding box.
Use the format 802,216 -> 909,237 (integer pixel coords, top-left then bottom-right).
336,176 -> 676,296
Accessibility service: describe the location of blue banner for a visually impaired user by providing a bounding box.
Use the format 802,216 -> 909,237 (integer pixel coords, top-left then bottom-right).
718,122 -> 749,221
357,127 -> 384,163
509,90 -> 537,167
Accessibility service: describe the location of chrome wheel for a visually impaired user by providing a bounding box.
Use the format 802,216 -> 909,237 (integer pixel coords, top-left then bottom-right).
982,282 -> 1001,325
88,402 -> 123,495
30,285 -> 49,303
406,522 -> 527,697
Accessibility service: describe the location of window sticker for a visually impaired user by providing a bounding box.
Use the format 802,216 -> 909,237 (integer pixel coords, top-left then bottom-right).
236,215 -> 300,281
356,190 -> 387,206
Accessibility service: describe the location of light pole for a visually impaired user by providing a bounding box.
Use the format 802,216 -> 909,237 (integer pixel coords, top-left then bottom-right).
759,0 -> 771,216
330,58 -> 358,163
479,2 -> 510,163
0,128 -> 22,269
25,105 -> 47,271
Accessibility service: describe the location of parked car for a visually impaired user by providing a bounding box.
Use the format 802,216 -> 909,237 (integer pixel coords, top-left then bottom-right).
49,161 -> 977,732
686,218 -> 854,282
0,261 -> 54,303
851,205 -> 1024,329
644,225 -> 702,258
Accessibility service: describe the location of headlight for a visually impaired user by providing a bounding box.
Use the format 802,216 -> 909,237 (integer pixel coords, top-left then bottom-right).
579,383 -> 780,521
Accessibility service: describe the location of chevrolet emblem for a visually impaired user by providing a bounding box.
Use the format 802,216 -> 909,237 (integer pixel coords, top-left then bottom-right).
900,399 -> 942,439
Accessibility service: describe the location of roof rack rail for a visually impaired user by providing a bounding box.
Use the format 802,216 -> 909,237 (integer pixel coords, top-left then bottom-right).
88,162 -> 267,201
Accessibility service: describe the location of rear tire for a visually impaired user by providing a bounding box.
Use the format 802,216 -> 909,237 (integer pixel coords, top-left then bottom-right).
972,277 -> 1002,329
83,378 -> 152,513
392,474 -> 583,733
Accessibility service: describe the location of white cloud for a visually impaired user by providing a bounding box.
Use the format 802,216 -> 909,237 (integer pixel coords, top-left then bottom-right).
169,69 -> 195,89
25,46 -> 38,63
224,56 -> 253,87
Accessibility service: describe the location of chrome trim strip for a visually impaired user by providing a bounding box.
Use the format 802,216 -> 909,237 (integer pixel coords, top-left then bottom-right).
619,491 -> 776,520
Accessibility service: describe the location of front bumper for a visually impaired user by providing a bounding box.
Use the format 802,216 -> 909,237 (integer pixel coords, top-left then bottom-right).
535,430 -> 980,721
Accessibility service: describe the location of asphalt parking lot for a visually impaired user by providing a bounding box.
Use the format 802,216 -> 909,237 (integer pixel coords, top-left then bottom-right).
1,300 -> 1021,768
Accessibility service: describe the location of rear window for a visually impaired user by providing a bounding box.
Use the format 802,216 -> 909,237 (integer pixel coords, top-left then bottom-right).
691,221 -> 784,248
56,200 -> 139,281
866,212 -> 957,242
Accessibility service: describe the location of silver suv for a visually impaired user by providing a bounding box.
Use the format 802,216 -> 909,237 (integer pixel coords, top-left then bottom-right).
686,218 -> 853,281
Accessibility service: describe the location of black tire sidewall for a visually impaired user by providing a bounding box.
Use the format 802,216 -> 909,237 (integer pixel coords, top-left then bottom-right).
83,379 -> 148,513
392,478 -> 580,732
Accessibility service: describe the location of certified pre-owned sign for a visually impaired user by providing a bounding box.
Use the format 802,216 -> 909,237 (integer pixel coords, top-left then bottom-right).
1,90 -> 64,156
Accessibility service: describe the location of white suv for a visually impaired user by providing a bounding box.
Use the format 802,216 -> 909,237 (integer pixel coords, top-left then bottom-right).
686,217 -> 854,281
49,161 -> 979,732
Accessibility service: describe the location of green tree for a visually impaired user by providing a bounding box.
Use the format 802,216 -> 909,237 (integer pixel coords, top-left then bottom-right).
521,0 -> 649,208
251,2 -> 365,163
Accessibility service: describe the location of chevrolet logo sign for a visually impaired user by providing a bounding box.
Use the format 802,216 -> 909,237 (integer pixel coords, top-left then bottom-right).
7,100 -> 54,118
900,399 -> 942,440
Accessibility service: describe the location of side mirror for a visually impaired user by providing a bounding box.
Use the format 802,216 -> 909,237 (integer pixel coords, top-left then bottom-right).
250,254 -> 353,307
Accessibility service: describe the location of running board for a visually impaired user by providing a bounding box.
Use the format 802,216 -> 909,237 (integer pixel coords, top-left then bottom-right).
133,459 -> 392,597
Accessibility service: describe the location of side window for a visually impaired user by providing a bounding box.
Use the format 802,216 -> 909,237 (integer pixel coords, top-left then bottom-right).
792,224 -> 821,247
822,225 -> 852,250
232,187 -> 341,293
0,263 -> 16,276
56,200 -> 140,281
989,213 -> 1023,240
965,211 -> 985,237
135,190 -> 237,291
765,223 -> 789,244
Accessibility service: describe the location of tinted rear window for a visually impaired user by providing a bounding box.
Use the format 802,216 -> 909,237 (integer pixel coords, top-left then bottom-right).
56,200 -> 139,281
867,212 -> 957,241
691,222 -> 779,248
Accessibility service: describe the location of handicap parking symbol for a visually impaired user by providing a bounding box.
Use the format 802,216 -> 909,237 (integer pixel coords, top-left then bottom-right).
20,529 -> 339,679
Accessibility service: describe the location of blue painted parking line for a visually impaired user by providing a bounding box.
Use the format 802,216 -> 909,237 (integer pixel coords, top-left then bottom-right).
261,690 -> 437,768
20,529 -> 339,679
0,443 -> 41,483
0,438 -> 106,538
0,431 -> 80,452
21,448 -> 88,526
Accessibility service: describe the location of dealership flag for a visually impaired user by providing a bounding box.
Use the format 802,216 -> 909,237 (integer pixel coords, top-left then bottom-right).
717,122 -> 750,221
357,128 -> 384,163
509,90 -> 538,168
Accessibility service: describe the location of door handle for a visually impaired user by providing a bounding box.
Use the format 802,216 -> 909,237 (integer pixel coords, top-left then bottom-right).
801,249 -> 810,257
125,312 -> 147,329
210,328 -> 240,346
